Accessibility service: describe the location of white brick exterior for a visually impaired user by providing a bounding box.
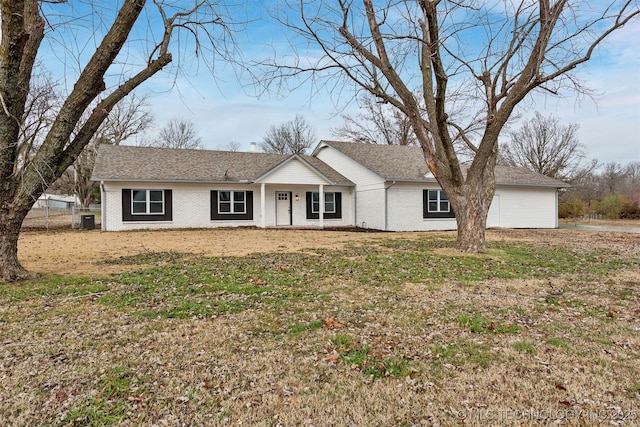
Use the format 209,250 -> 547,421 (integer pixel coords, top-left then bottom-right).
97,144 -> 561,232
100,181 -> 355,231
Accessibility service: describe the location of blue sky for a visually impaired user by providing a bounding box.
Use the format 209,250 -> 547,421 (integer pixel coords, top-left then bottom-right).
43,1 -> 640,165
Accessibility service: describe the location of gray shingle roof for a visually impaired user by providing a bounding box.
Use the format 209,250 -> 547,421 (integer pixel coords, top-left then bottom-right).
318,140 -> 570,188
91,144 -> 353,185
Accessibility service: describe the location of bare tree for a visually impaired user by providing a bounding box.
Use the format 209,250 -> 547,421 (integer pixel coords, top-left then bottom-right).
260,115 -> 316,154
51,96 -> 154,207
600,162 -> 625,195
500,112 -> 598,182
146,118 -> 203,149
332,94 -> 417,145
262,0 -> 639,252
621,162 -> 640,200
219,141 -> 242,151
0,1 -> 239,282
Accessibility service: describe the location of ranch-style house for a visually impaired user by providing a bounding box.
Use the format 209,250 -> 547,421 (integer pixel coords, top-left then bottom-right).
91,140 -> 569,232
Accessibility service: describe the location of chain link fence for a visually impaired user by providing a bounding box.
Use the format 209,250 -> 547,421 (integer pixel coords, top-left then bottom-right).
22,206 -> 101,230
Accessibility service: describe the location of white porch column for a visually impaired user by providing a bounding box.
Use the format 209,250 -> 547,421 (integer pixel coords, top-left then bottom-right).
319,184 -> 324,229
260,183 -> 266,228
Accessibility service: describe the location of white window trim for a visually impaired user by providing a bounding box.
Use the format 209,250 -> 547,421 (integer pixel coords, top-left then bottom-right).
218,190 -> 247,214
132,189 -> 165,215
312,192 -> 336,214
427,190 -> 450,213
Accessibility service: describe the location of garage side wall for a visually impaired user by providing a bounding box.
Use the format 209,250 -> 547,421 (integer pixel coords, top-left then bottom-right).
383,184 -> 559,231
495,186 -> 559,228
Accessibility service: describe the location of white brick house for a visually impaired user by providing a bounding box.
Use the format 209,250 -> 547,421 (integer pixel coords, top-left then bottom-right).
92,145 -> 355,231
92,141 -> 568,232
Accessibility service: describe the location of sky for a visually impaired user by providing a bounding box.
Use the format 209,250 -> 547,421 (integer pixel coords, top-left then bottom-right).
42,1 -> 640,166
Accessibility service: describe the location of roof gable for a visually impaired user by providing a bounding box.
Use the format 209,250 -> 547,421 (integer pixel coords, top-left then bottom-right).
255,154 -> 345,185
92,145 -> 352,185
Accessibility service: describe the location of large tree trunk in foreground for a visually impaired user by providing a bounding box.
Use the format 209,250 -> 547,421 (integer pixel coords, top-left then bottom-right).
434,143 -> 498,254
0,204 -> 30,282
0,0 -> 181,282
449,188 -> 492,253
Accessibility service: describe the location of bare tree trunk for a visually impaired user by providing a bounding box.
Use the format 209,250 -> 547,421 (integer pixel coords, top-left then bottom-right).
435,142 -> 498,253
450,188 -> 490,253
0,204 -> 30,282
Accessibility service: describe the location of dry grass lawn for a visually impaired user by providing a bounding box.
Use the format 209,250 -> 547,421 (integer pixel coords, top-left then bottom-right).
1,227 -> 639,426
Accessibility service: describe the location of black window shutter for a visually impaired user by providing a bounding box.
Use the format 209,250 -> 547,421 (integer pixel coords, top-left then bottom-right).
122,188 -> 172,222
306,191 -> 341,220
423,189 -> 455,219
306,192 -> 317,219
324,192 -> 342,219
164,190 -> 173,221
210,190 -> 218,220
122,189 -> 132,221
211,190 -> 253,221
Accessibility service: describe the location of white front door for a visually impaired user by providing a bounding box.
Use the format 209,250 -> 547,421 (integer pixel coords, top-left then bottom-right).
276,192 -> 291,226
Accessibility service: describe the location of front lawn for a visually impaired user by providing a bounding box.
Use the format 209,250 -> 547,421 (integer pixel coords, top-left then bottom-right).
1,234 -> 638,426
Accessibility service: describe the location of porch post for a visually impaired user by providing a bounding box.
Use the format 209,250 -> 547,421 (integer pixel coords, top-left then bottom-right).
319,184 -> 324,229
260,183 -> 266,228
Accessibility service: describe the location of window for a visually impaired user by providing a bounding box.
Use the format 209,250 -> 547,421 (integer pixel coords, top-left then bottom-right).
218,191 -> 246,214
427,189 -> 449,213
132,190 -> 164,215
423,189 -> 455,219
211,190 -> 254,220
122,189 -> 172,222
311,192 -> 336,214
306,191 -> 342,219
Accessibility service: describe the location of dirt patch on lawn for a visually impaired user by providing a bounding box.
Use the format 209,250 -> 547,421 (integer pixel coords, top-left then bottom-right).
17,228 -> 422,276
18,227 -> 640,277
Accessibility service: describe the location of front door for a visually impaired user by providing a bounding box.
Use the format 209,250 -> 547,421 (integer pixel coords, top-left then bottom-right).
276,192 -> 291,226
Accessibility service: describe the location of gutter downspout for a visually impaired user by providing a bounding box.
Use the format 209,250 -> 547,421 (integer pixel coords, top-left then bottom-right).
319,184 -> 324,229
384,181 -> 397,231
100,181 -> 106,231
260,183 -> 266,228
555,188 -> 559,229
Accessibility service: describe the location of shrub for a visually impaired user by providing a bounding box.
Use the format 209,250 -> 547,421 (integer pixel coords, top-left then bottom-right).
598,194 -> 632,219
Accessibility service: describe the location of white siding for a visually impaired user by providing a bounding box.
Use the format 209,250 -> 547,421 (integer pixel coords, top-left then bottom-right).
315,145 -> 387,230
260,158 -> 330,185
315,145 -> 383,187
494,186 -> 558,228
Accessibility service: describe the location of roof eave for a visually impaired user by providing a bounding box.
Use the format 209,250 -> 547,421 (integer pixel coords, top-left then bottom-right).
92,178 -> 256,185
382,178 -> 570,188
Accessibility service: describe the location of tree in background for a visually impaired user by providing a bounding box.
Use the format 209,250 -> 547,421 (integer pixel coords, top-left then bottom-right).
500,112 -> 598,182
263,0 -> 639,252
15,69 -> 61,170
260,115 -> 316,154
218,141 -> 242,152
0,0 -> 239,282
559,160 -> 640,219
332,95 -> 417,146
51,96 -> 154,207
144,118 -> 203,150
